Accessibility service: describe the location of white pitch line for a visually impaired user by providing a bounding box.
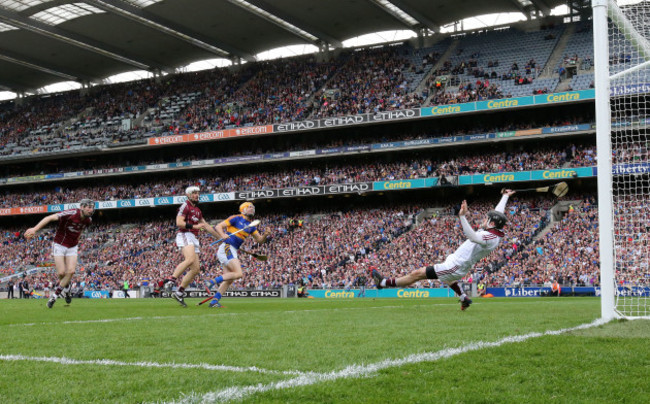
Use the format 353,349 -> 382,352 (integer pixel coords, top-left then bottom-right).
0,354 -> 310,376
165,318 -> 609,404
3,299 -> 579,328
2,304 -> 433,328
5,314 -> 221,327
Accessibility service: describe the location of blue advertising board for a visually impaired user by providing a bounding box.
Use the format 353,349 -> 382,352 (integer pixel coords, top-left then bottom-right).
84,290 -> 110,299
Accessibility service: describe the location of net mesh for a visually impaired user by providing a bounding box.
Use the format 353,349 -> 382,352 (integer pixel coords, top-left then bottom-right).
608,0 -> 650,317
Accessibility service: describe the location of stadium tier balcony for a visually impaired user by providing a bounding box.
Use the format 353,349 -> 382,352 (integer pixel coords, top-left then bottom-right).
0,143 -> 594,208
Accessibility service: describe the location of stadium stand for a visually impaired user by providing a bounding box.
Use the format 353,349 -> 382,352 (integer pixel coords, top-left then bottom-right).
0,19 -> 617,298
1,22 -> 597,160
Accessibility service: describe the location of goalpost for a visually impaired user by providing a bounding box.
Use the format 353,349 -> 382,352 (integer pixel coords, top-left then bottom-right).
593,0 -> 650,320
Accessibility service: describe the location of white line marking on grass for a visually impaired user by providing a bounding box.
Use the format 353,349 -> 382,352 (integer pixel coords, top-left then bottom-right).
6,314 -> 221,327
165,318 -> 609,404
0,354 -> 309,376
3,305 -> 427,328
3,300 -> 575,328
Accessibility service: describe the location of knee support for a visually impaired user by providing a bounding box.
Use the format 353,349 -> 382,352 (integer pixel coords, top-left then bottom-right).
425,266 -> 438,279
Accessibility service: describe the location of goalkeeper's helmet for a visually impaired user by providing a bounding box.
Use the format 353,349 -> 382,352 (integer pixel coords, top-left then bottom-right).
486,210 -> 507,229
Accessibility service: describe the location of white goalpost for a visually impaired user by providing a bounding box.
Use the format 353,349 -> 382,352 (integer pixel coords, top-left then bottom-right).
593,0 -> 650,320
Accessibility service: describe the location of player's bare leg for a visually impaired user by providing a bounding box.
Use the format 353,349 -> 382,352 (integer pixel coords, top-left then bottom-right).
48,255 -> 76,307
171,245 -> 197,307
180,260 -> 200,290
61,256 -> 77,304
173,245 -> 197,279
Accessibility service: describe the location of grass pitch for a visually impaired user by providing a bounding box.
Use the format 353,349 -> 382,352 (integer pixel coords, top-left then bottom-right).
0,297 -> 648,403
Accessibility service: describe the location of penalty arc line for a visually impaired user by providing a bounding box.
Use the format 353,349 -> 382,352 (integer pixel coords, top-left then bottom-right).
164,318 -> 609,404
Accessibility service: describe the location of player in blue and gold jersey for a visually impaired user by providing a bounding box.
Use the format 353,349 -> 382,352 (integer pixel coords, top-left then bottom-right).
204,202 -> 271,307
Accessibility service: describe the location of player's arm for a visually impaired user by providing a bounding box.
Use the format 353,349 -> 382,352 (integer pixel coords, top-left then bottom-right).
25,213 -> 59,239
251,227 -> 272,244
494,189 -> 516,213
197,218 -> 220,238
458,200 -> 488,246
176,213 -> 194,230
215,219 -> 231,240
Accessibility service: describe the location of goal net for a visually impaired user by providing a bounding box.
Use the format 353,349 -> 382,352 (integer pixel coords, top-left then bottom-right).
593,0 -> 650,319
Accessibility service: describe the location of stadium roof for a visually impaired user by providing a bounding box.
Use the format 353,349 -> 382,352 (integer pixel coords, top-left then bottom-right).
0,0 -> 568,93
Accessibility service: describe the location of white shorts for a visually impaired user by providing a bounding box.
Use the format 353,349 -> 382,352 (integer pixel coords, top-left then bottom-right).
434,256 -> 468,284
176,232 -> 200,253
217,243 -> 239,265
52,242 -> 78,257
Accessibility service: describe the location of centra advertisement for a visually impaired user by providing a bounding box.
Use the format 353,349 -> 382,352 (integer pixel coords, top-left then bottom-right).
307,288 -> 456,298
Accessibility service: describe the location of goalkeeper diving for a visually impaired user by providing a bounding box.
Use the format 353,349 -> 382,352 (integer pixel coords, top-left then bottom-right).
372,189 -> 516,310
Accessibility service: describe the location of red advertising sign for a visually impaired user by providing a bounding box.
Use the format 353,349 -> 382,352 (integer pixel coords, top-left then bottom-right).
147,125 -> 273,146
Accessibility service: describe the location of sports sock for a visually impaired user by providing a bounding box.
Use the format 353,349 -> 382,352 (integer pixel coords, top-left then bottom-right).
213,275 -> 224,284
214,291 -> 222,300
54,286 -> 62,297
460,293 -> 467,301
385,278 -> 396,287
449,282 -> 464,297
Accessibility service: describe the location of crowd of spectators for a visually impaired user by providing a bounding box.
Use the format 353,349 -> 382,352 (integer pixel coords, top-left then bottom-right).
0,114 -> 591,180
311,47 -> 425,117
612,140 -> 650,165
5,193 -> 646,297
428,80 -> 504,106
0,143 -> 595,207
0,24 -> 579,158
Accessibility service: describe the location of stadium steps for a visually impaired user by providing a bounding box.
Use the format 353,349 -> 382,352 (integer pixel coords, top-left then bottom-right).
531,217 -> 555,241
533,199 -> 584,242
413,39 -> 458,97
537,23 -> 576,80
133,107 -> 154,128
415,207 -> 448,225
306,53 -> 357,119
422,39 -> 460,106
555,80 -> 574,92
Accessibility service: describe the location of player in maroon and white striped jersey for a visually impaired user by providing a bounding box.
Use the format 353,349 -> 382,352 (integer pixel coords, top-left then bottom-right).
372,189 -> 516,311
25,198 -> 95,308
166,186 -> 221,307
